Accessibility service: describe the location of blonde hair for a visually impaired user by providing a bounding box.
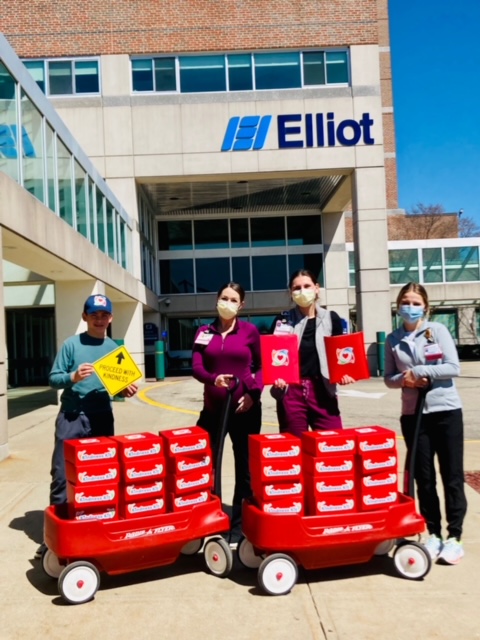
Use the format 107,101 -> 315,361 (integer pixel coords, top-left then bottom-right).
396,282 -> 429,313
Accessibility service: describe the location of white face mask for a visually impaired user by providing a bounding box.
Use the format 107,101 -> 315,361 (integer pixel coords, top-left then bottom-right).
292,288 -> 316,308
217,300 -> 239,320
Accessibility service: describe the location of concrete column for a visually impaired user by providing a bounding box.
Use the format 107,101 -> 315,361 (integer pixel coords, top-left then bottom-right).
110,300 -> 145,377
54,280 -> 106,349
0,228 -> 9,461
322,210 -> 350,322
351,167 -> 392,373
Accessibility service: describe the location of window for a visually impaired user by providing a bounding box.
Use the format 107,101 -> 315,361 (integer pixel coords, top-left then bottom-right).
158,220 -> 193,250
131,49 -> 349,94
422,248 -> 443,283
23,59 -> 100,96
196,258 -> 230,292
389,249 -> 419,284
444,246 -> 479,282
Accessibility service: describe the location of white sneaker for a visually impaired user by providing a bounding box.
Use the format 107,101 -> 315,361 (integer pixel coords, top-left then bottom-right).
437,537 -> 464,565
423,534 -> 443,560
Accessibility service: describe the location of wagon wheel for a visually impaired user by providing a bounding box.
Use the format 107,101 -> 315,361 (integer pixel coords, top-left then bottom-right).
374,539 -> 396,556
203,537 -> 233,578
237,536 -> 263,569
393,541 -> 432,580
258,553 -> 298,596
58,561 -> 101,604
180,538 -> 204,555
41,547 -> 64,579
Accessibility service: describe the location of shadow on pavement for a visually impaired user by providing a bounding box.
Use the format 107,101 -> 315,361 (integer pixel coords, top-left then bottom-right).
7,388 -> 58,419
9,509 -> 44,545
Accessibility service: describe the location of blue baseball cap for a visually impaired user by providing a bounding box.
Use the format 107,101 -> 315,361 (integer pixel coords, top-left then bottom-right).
83,294 -> 113,315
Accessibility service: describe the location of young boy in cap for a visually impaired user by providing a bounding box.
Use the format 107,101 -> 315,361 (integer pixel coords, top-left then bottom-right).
35,294 -> 138,558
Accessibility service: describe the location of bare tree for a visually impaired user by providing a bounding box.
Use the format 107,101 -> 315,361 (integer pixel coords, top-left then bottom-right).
458,215 -> 480,238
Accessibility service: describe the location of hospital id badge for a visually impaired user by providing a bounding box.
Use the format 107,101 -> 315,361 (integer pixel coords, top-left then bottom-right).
273,320 -> 294,336
195,331 -> 214,345
424,343 -> 442,361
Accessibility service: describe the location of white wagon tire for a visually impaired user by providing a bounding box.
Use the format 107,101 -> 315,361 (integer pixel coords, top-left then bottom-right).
393,542 -> 432,580
203,537 -> 233,578
180,538 -> 204,555
41,547 -> 64,579
258,553 -> 298,596
58,561 -> 100,604
237,537 -> 263,569
374,539 -> 396,556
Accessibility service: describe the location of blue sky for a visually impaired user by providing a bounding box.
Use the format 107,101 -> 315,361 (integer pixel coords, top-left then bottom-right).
388,1 -> 480,227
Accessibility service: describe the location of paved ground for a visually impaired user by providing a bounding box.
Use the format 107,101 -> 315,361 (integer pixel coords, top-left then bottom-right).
1,363 -> 479,639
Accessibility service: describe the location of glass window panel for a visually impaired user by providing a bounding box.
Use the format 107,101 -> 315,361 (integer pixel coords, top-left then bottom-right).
325,51 -> 349,84
422,248 -> 443,283
48,61 -> 73,95
287,215 -> 322,245
57,138 -> 74,225
168,318 -> 198,351
179,55 -> 226,93
252,255 -> 287,290
227,54 -> 253,91
89,179 -> 97,244
288,254 -> 324,288
444,246 -> 479,282
45,124 -> 56,213
230,218 -> 249,248
20,91 -> 44,202
132,59 -> 154,92
388,249 -> 419,285
160,259 -> 194,294
0,63 -> 19,181
106,203 -> 116,259
248,315 -> 277,334
196,258 -> 230,293
194,219 -> 228,249
348,251 -> 355,287
251,216 -> 285,247
96,190 -> 106,252
430,311 -> 458,341
74,160 -> 88,238
232,256 -> 251,289
303,52 -> 325,86
254,52 -> 301,90
24,60 -> 46,93
154,57 -> 176,91
74,60 -> 99,93
158,220 -> 193,250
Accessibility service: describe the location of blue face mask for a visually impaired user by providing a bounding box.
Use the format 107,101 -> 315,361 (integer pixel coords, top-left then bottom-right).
398,305 -> 425,323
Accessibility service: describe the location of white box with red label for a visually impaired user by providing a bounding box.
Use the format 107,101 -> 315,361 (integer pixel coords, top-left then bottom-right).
166,468 -> 214,495
64,437 -> 118,465
111,432 -> 163,461
122,479 -> 165,502
122,456 -> 166,482
302,454 -> 355,476
249,433 -> 301,461
258,496 -> 304,516
66,481 -> 118,509
160,426 -> 210,457
353,426 -> 397,454
357,450 -> 397,475
250,456 -> 302,484
358,484 -> 398,510
167,453 -> 212,476
65,460 -> 120,486
69,506 -> 119,522
170,490 -> 211,511
302,430 -> 356,457
307,493 -> 356,516
252,479 -> 304,502
122,497 -> 166,519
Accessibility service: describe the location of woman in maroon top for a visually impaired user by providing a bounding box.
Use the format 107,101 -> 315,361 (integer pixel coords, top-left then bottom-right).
192,282 -> 263,545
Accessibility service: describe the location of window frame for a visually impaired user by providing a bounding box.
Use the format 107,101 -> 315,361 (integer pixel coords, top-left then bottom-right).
22,57 -> 101,97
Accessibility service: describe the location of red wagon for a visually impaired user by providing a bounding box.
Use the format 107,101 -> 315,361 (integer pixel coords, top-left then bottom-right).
239,492 -> 431,595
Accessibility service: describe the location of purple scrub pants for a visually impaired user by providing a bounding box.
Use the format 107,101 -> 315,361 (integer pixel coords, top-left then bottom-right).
277,378 -> 342,437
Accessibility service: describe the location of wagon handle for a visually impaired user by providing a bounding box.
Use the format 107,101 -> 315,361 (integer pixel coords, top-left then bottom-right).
403,382 -> 429,498
213,376 -> 240,500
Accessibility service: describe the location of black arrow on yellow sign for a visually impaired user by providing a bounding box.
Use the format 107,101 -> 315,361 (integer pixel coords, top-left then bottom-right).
116,352 -> 125,365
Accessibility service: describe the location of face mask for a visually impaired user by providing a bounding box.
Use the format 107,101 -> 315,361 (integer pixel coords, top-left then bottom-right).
398,305 -> 425,323
217,300 -> 239,320
292,288 -> 316,308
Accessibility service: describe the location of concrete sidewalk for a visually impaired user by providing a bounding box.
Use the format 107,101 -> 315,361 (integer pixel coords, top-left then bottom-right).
1,364 -> 479,639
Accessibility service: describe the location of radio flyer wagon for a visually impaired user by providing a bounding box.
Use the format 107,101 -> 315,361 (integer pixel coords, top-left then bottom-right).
41,380 -> 240,605
238,392 -> 432,596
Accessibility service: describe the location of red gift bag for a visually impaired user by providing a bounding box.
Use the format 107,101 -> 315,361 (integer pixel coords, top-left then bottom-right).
260,334 -> 300,385
324,332 -> 370,383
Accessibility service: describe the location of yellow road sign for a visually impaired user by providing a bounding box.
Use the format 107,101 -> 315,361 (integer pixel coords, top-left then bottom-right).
93,346 -> 142,396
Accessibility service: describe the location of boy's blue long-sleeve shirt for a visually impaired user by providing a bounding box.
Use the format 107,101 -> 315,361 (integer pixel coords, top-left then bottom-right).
49,333 -> 118,414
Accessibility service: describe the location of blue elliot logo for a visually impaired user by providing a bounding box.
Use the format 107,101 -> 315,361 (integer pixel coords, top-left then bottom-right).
221,112 -> 375,151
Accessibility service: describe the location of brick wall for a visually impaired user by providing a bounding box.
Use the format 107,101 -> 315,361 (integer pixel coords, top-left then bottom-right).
3,0 -> 378,57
